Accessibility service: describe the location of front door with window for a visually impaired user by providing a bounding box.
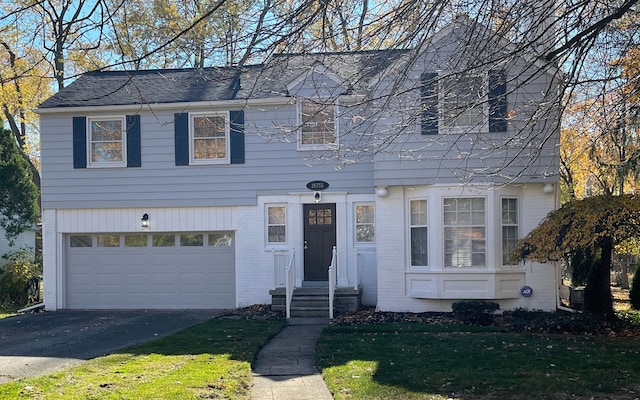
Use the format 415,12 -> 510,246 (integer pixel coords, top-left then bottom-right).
303,203 -> 336,282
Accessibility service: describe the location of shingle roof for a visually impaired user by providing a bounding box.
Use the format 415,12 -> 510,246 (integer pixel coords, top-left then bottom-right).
38,49 -> 410,109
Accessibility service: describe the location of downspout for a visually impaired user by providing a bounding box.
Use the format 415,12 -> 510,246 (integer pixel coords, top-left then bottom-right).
555,261 -> 576,313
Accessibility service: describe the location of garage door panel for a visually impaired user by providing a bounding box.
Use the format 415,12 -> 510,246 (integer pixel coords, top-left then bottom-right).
65,232 -> 235,309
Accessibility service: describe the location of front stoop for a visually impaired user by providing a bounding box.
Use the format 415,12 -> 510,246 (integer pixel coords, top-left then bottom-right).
269,286 -> 361,317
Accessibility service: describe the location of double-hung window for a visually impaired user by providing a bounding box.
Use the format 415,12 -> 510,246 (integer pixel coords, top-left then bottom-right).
355,204 -> 375,243
443,198 -> 486,267
421,69 -> 506,134
190,113 -> 229,164
299,99 -> 336,149
88,117 -> 126,167
267,206 -> 287,244
501,198 -> 519,265
410,200 -> 428,266
441,74 -> 486,130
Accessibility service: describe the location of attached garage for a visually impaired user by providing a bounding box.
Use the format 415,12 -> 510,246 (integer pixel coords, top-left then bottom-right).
64,232 -> 235,309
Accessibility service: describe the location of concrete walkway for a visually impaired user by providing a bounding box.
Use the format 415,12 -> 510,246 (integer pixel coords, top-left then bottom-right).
251,318 -> 333,400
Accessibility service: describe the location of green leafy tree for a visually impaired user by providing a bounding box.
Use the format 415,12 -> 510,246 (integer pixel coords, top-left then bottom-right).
0,247 -> 40,306
0,123 -> 39,245
516,194 -> 640,317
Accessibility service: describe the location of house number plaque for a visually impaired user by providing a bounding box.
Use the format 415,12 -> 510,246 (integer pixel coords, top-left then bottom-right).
306,181 -> 330,191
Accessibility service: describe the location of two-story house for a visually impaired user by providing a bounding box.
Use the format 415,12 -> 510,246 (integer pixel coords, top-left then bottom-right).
38,17 -> 561,313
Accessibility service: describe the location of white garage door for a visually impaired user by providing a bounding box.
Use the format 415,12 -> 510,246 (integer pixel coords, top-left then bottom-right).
65,232 -> 235,309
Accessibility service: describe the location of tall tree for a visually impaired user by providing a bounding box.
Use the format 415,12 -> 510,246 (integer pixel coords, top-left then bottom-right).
0,122 -> 39,245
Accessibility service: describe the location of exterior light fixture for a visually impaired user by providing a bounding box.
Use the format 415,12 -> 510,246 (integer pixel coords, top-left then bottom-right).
542,183 -> 554,194
376,186 -> 389,197
141,213 -> 149,228
314,191 -> 321,203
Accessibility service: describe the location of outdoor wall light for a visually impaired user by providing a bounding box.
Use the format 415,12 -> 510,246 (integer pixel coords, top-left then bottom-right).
141,213 -> 150,228
542,183 -> 554,194
376,186 -> 389,197
314,191 -> 321,203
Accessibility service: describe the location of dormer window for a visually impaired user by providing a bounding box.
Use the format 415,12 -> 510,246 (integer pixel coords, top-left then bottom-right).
298,99 -> 338,150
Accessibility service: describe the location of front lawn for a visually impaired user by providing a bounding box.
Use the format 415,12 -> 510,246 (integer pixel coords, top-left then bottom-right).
317,321 -> 640,399
0,317 -> 284,400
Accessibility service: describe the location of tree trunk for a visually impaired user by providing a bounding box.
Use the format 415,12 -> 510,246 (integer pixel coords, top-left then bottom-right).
585,240 -> 614,317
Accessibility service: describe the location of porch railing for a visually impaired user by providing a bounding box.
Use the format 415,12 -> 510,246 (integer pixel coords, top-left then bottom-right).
285,249 -> 295,319
328,246 -> 337,319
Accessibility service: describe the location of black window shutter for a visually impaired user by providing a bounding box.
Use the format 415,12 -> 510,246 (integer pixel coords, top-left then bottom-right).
421,72 -> 439,135
72,116 -> 87,169
489,69 -> 507,132
174,113 -> 189,166
126,115 -> 141,167
230,110 -> 245,164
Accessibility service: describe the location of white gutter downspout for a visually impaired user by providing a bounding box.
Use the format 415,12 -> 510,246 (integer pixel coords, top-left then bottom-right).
555,262 -> 576,313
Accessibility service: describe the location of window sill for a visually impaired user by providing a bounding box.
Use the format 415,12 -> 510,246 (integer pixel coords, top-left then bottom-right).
297,144 -> 338,151
405,270 -> 525,299
86,163 -> 127,169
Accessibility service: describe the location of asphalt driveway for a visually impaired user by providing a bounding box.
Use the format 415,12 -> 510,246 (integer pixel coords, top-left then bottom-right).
0,310 -> 219,384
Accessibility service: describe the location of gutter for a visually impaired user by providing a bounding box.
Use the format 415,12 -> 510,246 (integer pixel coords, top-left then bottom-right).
555,262 -> 576,313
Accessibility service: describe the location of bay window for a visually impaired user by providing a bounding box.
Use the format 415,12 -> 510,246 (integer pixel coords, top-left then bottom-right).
443,198 -> 486,267
410,199 -> 428,266
501,198 -> 519,265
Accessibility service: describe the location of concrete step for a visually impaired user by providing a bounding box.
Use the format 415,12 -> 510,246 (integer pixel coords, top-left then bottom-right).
290,306 -> 330,318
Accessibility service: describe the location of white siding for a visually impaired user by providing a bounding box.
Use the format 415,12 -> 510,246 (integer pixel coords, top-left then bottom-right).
0,229 -> 36,261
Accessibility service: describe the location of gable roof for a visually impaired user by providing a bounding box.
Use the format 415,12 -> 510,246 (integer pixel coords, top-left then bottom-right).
38,49 -> 410,109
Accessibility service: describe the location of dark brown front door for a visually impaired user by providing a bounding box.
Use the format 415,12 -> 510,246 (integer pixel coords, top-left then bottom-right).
303,203 -> 336,281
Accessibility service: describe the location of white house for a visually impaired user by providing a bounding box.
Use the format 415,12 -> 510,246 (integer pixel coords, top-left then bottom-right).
38,17 -> 561,313
0,228 -> 37,263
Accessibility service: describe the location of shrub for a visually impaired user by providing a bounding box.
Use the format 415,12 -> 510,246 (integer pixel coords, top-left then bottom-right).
452,300 -> 500,326
0,247 -> 41,306
631,264 -> 640,310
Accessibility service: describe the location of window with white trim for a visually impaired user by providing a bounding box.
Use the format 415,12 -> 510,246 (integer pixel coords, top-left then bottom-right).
299,99 -> 336,148
501,198 -> 519,265
443,198 -> 486,267
410,199 -> 428,266
190,113 -> 229,163
88,117 -> 126,167
441,74 -> 486,129
267,206 -> 286,243
355,204 -> 375,243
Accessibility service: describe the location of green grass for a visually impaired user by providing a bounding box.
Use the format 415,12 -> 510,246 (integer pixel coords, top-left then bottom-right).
0,317 -> 284,400
317,323 -> 640,399
0,307 -> 18,319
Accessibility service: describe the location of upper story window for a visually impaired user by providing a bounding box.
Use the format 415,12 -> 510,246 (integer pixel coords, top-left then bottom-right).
421,70 -> 506,135
73,115 -> 140,169
355,204 -> 375,243
501,198 -> 519,265
443,197 -> 486,268
190,113 -> 229,164
441,74 -> 486,129
298,99 -> 337,149
88,117 -> 126,167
